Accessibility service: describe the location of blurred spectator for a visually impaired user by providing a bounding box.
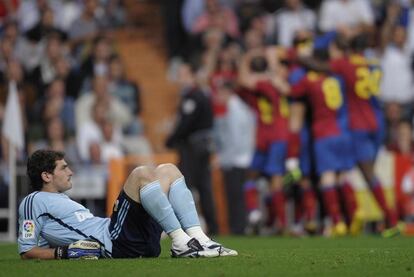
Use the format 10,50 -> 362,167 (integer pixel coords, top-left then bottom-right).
0,37 -> 16,74
81,119 -> 125,165
380,2 -> 414,127
68,0 -> 105,58
383,102 -> 403,151
236,1 -> 266,35
193,29 -> 227,88
100,119 -> 124,162
163,0 -> 188,66
0,59 -> 35,122
75,75 -> 132,131
89,141 -> 103,165
191,0 -> 240,39
52,0 -> 82,32
24,7 -> 67,43
54,55 -> 82,99
76,99 -> 123,162
16,0 -> 50,32
182,0 -> 205,33
103,0 -> 127,28
208,47 -> 239,117
28,34 -> 66,96
79,35 -> 114,91
11,31 -> 45,73
243,28 -> 265,52
1,20 -> 27,65
387,119 -> 414,155
265,0 -> 316,47
214,81 -> 255,234
31,78 -> 76,137
29,116 -> 79,163
318,0 -> 374,36
182,0 -> 238,33
108,55 -> 143,135
166,63 -> 218,235
0,0 -> 18,27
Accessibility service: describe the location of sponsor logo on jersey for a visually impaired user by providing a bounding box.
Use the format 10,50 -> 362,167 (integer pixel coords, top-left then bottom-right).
22,220 -> 35,239
75,211 -> 94,222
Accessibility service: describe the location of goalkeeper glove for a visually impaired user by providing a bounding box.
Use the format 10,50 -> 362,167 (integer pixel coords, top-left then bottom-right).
283,158 -> 302,186
55,240 -> 101,260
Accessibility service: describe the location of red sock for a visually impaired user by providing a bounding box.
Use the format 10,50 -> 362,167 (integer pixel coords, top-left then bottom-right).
322,187 -> 341,224
371,181 -> 397,227
302,188 -> 317,222
287,132 -> 301,158
294,198 -> 303,223
244,181 -> 258,211
340,182 -> 357,222
265,196 -> 275,226
272,190 -> 287,228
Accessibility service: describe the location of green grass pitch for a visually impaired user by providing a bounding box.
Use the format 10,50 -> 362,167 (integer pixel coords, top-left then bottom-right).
1,236 -> 414,276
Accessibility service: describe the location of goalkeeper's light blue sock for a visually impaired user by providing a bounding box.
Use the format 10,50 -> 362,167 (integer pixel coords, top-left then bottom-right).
169,177 -> 210,244
140,180 -> 181,234
168,177 -> 200,229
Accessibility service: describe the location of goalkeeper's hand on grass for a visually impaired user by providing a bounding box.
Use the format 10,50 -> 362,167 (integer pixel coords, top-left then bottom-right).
55,240 -> 101,260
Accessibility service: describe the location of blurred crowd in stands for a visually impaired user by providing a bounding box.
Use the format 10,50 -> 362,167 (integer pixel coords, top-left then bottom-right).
0,0 -> 148,217
1,0 -> 414,236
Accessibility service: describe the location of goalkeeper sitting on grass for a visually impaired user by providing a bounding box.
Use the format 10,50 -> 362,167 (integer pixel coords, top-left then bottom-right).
18,150 -> 237,259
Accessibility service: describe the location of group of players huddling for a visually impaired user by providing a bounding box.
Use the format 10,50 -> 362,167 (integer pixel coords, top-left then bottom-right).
238,31 -> 401,238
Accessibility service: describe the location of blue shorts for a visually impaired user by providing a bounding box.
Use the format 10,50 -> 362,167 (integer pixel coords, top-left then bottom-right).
299,127 -> 311,176
314,133 -> 355,175
109,191 -> 163,258
350,129 -> 384,163
250,141 -> 287,176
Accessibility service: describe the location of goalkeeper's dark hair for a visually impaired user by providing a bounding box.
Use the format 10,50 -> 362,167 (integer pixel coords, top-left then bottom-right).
27,150 -> 65,191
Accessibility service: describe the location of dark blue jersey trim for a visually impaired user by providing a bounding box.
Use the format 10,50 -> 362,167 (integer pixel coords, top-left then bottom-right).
29,192 -> 39,220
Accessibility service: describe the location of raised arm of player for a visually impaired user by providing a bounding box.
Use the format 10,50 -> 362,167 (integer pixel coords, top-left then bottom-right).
270,74 -> 290,95
298,56 -> 330,73
238,50 -> 264,90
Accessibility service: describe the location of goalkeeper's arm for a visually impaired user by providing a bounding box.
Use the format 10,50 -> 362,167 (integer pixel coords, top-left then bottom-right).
21,247 -> 55,260
21,240 -> 101,260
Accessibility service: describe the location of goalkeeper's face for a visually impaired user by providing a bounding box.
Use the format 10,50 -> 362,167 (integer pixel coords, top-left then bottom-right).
49,159 -> 73,193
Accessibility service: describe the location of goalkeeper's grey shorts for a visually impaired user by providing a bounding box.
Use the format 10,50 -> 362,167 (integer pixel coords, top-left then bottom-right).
109,191 -> 163,258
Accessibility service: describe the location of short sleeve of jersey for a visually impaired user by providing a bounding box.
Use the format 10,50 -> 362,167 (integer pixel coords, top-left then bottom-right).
18,193 -> 48,254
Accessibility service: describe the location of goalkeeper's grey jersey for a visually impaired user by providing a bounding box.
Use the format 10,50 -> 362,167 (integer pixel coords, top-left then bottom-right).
18,191 -> 112,255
